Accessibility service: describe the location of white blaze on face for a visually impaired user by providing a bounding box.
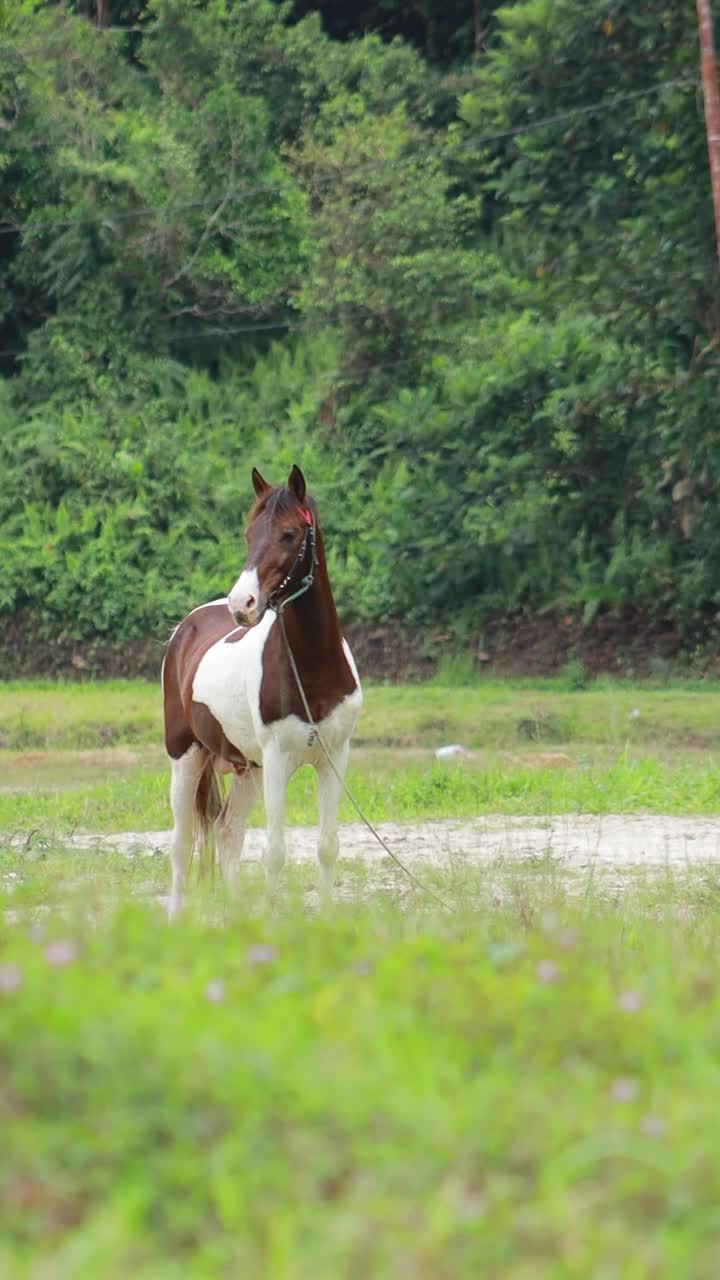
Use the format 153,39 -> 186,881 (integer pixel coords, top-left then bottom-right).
228,567 -> 262,623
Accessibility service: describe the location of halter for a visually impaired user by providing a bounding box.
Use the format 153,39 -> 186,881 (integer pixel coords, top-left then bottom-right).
266,510 -> 317,614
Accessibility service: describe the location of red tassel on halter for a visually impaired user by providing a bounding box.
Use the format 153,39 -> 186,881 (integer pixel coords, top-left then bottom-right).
300,508 -> 313,526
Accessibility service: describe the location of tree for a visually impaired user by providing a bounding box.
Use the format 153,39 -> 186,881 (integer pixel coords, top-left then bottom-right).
292,101 -> 480,379
455,1 -> 716,349
1,1 -> 310,397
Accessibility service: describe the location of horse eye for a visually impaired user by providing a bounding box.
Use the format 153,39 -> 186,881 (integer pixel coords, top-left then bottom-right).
280,530 -> 296,544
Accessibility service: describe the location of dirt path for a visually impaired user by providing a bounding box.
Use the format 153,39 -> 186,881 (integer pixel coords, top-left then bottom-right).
70,814 -> 720,880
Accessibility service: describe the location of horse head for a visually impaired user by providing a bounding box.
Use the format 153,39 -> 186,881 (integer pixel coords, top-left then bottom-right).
228,465 -> 316,626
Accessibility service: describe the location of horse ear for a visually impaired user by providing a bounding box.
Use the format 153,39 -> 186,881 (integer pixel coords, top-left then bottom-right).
288,464 -> 306,504
252,467 -> 270,497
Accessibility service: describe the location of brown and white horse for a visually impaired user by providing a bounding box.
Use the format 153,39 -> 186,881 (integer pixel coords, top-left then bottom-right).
161,465 -> 362,915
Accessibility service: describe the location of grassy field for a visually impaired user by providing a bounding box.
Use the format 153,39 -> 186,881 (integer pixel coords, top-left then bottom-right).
2,675 -> 720,834
3,676 -> 720,1275
3,673 -> 720,752
3,868 -> 720,1278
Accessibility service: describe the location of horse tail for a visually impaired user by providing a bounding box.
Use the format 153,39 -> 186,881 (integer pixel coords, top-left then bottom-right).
194,754 -> 223,879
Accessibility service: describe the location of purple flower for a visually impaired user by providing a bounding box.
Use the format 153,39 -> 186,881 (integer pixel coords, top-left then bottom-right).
44,939 -> 78,969
247,943 -> 276,967
0,963 -> 22,994
536,959 -> 559,984
619,990 -> 644,1014
610,1077 -> 638,1104
640,1114 -> 665,1139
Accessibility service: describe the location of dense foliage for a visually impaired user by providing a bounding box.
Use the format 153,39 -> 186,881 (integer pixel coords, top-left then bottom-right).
1,0 -> 718,647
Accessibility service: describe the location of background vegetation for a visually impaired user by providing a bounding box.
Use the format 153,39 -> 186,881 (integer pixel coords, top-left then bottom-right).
1,0 -> 719,653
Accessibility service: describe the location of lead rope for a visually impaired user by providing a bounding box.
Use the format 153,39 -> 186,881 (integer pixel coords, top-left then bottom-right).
276,608 -> 452,911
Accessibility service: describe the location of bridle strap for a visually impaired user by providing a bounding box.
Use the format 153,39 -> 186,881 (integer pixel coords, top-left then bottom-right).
267,519 -> 317,614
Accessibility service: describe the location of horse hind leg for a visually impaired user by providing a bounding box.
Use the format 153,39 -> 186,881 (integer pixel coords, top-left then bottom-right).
216,767 -> 261,895
167,743 -> 207,920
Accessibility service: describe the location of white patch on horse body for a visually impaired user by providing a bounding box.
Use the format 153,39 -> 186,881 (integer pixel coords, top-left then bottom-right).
162,599 -> 230,699
192,609 -> 274,765
192,612 -> 362,771
228,568 -> 260,622
264,685 -> 362,771
342,637 -> 361,691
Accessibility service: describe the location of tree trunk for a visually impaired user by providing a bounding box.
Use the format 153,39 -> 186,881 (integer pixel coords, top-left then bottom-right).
697,0 -> 720,273
473,1 -> 485,56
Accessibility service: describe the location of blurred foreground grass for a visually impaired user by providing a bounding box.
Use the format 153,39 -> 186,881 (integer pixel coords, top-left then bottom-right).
2,865 -> 720,1277
3,679 -> 720,1276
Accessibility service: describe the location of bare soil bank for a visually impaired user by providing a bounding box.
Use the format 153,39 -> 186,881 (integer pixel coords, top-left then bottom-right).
3,608 -> 720,682
69,814 -> 720,888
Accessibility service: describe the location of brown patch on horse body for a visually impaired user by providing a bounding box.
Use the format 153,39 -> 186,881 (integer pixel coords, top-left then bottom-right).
163,603 -> 252,765
243,480 -> 358,725
189,699 -> 257,771
259,614 -> 357,725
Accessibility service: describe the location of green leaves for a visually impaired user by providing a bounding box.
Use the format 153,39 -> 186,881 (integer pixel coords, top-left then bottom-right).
1,0 -> 719,647
1,0 -> 310,388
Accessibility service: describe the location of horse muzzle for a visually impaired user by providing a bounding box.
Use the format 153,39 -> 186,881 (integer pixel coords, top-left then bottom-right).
228,569 -> 266,627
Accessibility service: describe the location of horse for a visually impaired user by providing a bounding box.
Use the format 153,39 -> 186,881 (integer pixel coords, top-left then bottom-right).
161,464 -> 362,916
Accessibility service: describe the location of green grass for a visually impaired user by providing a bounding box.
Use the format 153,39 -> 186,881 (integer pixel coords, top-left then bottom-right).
4,678 -> 720,1275
2,752 -> 720,835
3,677 -> 720,837
4,675 -> 720,752
3,868 -> 720,1277
0,680 -> 162,750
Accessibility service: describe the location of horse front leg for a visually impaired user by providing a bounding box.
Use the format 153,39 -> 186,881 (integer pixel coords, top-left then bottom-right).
315,741 -> 350,904
261,745 -> 292,896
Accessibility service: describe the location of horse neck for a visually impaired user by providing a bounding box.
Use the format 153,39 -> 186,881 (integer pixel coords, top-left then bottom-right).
280,529 -> 344,661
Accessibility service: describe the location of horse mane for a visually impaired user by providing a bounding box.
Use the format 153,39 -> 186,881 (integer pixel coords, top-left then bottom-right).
247,485 -> 317,525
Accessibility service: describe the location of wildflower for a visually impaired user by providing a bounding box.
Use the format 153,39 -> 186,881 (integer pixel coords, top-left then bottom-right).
610,1077 -> 638,1104
640,1114 -> 665,1139
0,963 -> 21,994
44,939 -> 78,968
619,990 -> 644,1013
536,959 -> 559,984
247,943 -> 276,967
204,979 -> 225,1003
